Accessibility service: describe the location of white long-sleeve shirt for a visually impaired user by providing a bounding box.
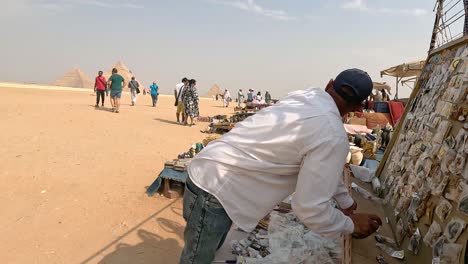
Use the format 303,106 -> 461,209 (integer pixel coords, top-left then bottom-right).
189,87 -> 354,237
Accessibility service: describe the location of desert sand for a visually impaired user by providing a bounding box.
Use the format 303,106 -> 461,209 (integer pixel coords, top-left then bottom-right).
0,85 -> 232,264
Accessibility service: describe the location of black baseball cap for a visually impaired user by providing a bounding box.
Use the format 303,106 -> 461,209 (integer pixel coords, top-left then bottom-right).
333,69 -> 373,104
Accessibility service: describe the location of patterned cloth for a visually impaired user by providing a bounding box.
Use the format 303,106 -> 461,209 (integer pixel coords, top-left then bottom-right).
182,85 -> 199,118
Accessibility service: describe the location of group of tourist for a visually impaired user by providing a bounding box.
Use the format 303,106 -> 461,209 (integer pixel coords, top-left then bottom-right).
237,88 -> 272,107
174,77 -> 200,127
93,68 -> 159,113
216,88 -> 273,108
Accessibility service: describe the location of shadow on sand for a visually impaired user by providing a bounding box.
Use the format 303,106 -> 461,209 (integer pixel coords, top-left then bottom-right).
154,118 -> 182,126
97,228 -> 182,264
89,105 -> 114,112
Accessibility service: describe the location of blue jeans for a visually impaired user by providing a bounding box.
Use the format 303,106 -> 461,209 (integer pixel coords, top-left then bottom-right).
180,177 -> 232,264
151,94 -> 158,106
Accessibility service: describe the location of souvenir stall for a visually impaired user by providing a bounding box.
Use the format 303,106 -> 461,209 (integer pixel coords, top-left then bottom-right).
146,135 -> 221,199
201,113 -> 255,134
376,37 -> 468,263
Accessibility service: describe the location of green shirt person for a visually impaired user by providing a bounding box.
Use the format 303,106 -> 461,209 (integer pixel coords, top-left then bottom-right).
107,68 -> 125,113
108,73 -> 125,91
265,91 -> 272,104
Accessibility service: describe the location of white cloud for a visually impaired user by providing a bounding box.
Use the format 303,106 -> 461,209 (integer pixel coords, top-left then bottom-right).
206,0 -> 296,21
341,0 -> 427,16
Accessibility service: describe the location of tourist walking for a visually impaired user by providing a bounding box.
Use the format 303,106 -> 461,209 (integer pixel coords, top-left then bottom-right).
182,79 -> 199,127
265,91 -> 272,104
237,89 -> 244,107
247,89 -> 254,103
256,91 -> 262,102
180,69 -> 381,264
175,78 -> 189,124
150,81 -> 159,107
223,89 -> 231,107
108,68 -> 125,113
128,77 -> 140,106
94,71 -> 107,107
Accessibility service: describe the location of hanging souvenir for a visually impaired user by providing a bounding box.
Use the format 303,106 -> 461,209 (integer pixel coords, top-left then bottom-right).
435,197 -> 452,221
424,201 -> 436,226
441,149 -> 457,173
433,175 -> 449,197
433,242 -> 463,264
444,217 -> 466,243
449,152 -> 466,175
433,121 -> 452,144
454,128 -> 467,152
408,228 -> 421,255
444,177 -> 466,202
432,236 -> 445,258
458,189 -> 468,215
407,193 -> 421,222
423,221 -> 442,246
395,218 -> 406,243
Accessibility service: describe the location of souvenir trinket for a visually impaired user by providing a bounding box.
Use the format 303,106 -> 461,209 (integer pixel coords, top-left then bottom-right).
435,198 -> 452,221
423,221 -> 442,246
408,228 -> 421,255
376,243 -> 404,260
458,189 -> 468,215
444,217 -> 466,243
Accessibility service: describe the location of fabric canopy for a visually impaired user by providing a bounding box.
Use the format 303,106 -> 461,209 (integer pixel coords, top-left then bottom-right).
380,60 -> 426,78
373,82 -> 392,94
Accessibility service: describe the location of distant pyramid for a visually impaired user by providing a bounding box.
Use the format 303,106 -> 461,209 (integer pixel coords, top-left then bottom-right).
205,84 -> 223,97
104,61 -> 146,89
53,68 -> 94,88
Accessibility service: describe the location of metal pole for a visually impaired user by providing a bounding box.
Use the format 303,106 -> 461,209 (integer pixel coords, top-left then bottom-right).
430,0 -> 444,50
395,77 -> 399,100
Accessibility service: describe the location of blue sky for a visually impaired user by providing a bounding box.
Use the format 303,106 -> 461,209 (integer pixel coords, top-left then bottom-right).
2,0 -> 436,97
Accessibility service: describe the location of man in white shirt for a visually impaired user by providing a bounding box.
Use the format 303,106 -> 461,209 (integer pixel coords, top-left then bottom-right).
175,77 -> 189,124
180,69 -> 382,264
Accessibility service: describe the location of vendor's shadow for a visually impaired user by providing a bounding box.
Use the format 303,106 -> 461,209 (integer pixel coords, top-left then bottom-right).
156,217 -> 184,238
98,229 -> 182,264
154,118 -> 181,125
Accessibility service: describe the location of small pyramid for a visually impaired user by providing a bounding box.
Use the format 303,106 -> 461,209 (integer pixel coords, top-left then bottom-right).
53,68 -> 94,88
205,84 -> 223,97
104,61 -> 144,89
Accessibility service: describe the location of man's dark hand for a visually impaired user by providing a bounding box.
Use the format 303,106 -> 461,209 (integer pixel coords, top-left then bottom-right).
349,213 -> 382,239
340,201 -> 357,216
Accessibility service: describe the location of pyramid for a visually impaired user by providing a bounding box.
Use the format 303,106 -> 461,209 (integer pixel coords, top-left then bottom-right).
205,84 -> 223,97
53,68 -> 94,89
104,61 -> 144,88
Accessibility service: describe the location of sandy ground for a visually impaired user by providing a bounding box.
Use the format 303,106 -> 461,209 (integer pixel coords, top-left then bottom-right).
0,86 -> 232,264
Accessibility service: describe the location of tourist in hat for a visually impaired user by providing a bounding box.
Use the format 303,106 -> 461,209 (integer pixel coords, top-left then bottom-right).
237,89 -> 244,107
265,91 -> 272,104
175,78 -> 189,124
94,71 -> 107,108
107,68 -> 125,113
128,76 -> 140,106
180,69 -> 382,264
182,79 -> 199,127
246,89 -> 254,103
223,89 -> 231,107
149,81 -> 159,107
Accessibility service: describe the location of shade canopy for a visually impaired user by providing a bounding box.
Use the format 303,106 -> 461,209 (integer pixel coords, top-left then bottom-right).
373,82 -> 392,93
380,60 -> 426,78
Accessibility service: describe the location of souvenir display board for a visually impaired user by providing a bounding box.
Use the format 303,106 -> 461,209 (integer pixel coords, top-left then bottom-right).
378,37 -> 468,263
